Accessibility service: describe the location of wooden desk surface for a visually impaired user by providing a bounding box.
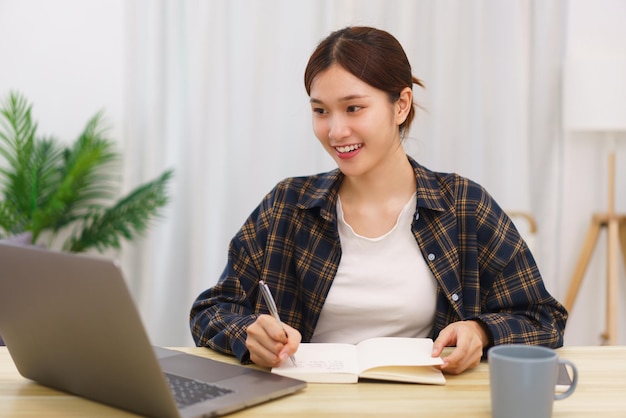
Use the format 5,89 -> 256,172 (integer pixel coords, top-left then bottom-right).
1,345 -> 625,417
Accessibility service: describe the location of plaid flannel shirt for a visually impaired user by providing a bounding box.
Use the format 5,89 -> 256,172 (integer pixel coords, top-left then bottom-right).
190,156 -> 568,363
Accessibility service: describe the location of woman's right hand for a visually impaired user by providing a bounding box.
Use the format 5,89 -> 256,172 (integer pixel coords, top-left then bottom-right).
245,314 -> 301,367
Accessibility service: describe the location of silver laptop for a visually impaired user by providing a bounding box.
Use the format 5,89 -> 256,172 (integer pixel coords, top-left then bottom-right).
0,242 -> 306,418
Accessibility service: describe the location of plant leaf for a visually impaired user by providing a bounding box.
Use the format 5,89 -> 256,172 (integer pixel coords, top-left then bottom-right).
0,91 -> 174,251
0,91 -> 38,171
65,169 -> 174,252
30,112 -> 119,241
0,92 -> 67,236
0,200 -> 28,237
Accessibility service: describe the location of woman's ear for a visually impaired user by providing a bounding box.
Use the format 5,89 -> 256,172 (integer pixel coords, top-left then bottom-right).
395,87 -> 413,125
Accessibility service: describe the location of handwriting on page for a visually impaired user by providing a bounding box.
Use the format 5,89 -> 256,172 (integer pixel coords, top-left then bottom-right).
296,360 -> 346,371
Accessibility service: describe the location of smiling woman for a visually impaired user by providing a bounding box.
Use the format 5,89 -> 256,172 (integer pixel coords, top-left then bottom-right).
307,63 -> 417,234
2,0 -> 619,353
304,26 -> 424,139
190,26 -> 568,376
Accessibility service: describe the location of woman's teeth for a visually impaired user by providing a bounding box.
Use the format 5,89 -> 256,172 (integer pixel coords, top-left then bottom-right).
335,144 -> 362,153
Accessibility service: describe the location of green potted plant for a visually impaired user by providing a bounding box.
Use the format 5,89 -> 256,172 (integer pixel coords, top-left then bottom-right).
0,91 -> 173,252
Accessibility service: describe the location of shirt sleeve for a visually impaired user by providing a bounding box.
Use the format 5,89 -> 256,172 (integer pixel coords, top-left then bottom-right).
188,174 -> 339,363
469,187 -> 568,348
189,195 -> 273,364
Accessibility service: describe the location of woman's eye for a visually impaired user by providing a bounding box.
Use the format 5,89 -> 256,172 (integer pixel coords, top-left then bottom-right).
312,107 -> 327,115
347,105 -> 362,113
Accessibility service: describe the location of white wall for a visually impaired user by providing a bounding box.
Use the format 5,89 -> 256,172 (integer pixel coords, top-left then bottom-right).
0,0 -> 125,142
560,0 -> 626,346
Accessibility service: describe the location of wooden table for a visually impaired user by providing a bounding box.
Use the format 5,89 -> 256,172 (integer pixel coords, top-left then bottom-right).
1,346 -> 625,417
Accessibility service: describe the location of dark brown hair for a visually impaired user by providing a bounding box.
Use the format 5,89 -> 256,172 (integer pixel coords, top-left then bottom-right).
304,26 -> 424,135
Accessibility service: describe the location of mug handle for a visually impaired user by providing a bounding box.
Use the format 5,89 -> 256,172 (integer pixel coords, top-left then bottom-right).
555,359 -> 578,400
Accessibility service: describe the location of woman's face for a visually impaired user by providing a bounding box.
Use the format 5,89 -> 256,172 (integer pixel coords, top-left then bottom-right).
309,64 -> 411,179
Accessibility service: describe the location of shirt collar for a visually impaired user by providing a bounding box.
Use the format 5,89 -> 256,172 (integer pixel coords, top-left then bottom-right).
295,155 -> 448,219
408,157 -> 448,213
295,169 -> 343,222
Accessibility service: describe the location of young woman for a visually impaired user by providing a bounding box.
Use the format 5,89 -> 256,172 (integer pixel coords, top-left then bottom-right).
190,26 -> 567,375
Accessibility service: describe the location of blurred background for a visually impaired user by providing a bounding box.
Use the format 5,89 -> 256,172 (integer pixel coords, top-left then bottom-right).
1,0 -> 625,347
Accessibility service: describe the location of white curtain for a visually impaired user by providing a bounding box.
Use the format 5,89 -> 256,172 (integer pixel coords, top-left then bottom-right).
122,0 -> 577,346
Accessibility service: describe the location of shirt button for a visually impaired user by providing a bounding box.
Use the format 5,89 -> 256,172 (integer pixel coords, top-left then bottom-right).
414,212 -> 420,221
451,293 -> 459,302
428,253 -> 436,261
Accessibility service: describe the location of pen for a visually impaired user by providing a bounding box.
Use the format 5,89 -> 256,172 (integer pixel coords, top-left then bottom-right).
259,280 -> 297,367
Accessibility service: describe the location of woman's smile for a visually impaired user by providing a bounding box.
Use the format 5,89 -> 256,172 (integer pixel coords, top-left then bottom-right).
335,143 -> 363,159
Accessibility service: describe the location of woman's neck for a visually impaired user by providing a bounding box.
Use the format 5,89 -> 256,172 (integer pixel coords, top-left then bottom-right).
339,151 -> 416,204
337,151 -> 416,238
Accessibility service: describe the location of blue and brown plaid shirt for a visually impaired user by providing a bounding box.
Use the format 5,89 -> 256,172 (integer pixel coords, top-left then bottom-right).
190,156 -> 568,363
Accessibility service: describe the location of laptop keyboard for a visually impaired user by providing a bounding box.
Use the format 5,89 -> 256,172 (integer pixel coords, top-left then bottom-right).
165,373 -> 235,408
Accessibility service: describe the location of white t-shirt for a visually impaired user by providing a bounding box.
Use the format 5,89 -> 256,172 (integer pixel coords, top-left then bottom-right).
311,193 -> 437,344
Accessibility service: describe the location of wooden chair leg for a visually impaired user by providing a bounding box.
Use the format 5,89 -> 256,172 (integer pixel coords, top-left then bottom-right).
619,216 -> 626,269
602,217 -> 620,345
564,216 -> 603,312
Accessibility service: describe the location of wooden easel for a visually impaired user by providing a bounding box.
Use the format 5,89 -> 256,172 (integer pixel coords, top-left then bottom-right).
564,148 -> 626,345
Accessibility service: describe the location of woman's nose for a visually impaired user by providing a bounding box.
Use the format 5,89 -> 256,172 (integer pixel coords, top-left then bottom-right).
328,115 -> 350,141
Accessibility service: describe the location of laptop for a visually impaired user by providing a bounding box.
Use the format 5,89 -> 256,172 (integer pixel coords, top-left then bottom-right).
0,242 -> 306,418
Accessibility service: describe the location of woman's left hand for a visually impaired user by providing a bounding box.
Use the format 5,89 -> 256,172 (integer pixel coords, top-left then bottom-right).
431,320 -> 489,375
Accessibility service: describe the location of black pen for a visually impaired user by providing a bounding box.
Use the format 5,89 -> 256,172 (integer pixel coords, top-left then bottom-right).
259,280 -> 297,367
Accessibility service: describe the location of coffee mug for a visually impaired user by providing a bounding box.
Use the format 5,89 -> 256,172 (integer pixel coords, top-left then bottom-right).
488,345 -> 578,418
